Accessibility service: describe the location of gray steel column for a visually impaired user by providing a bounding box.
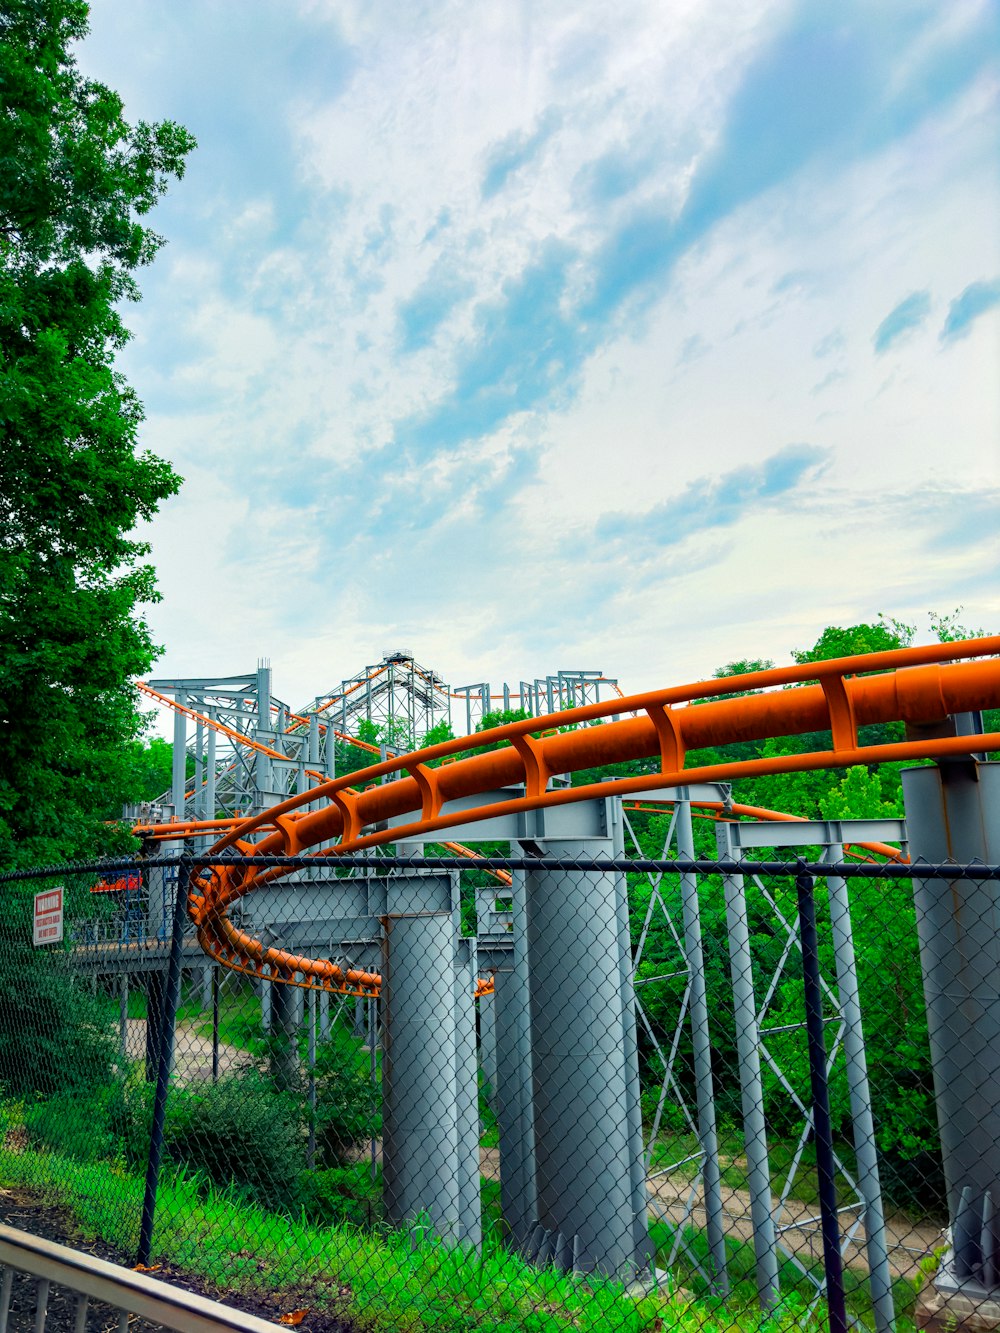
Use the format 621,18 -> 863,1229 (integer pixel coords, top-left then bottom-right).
456,937 -> 480,1238
903,760 -> 1000,1283
260,978 -> 272,1033
478,986 -> 498,1113
722,862 -> 780,1308
675,794 -> 729,1293
270,982 -> 304,1090
319,989 -> 331,1041
524,828 -> 649,1277
194,720 -> 205,819
146,840 -> 182,943
255,666 -> 272,796
496,869 -> 538,1249
205,715 -> 216,821
171,693 -> 186,819
119,975 -> 129,1061
610,800 -> 658,1272
325,721 -> 337,779
381,875 -> 480,1248
824,846 -> 895,1332
307,988 -> 318,1169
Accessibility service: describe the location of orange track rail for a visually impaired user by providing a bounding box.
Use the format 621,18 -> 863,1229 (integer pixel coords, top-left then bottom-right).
183,638 -> 1000,998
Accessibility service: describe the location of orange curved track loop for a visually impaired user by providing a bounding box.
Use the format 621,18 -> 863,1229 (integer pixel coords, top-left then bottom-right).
186,638 -> 1000,998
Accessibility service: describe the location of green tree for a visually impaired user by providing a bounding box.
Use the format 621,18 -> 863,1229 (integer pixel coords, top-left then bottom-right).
122,736 -> 175,804
791,614 -> 914,664
477,706 -> 532,733
420,718 -> 455,748
0,0 -> 194,867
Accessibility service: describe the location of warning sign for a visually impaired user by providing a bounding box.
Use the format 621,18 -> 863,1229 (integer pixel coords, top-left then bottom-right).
33,888 -> 63,946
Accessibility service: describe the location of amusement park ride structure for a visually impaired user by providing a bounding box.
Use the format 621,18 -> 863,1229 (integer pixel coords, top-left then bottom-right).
111,640 -> 1000,1330
133,653 -> 623,824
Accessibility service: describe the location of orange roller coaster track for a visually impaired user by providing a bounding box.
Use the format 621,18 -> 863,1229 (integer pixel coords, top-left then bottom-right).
184,638 -> 1000,999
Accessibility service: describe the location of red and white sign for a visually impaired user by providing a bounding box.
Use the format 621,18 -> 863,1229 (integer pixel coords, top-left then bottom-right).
33,888 -> 63,946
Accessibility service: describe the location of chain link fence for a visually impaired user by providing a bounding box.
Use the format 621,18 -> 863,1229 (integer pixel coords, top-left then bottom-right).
0,837 -> 997,1333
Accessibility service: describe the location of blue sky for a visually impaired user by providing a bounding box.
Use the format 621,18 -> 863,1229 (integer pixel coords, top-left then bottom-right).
78,0 -> 1000,709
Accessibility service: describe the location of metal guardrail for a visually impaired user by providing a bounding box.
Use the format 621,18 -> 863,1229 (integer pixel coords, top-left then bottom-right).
0,1224 -> 280,1332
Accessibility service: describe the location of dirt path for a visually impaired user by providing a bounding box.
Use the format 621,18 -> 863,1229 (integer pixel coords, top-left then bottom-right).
644,1169 -> 942,1281
123,1018 -> 252,1084
479,1147 -> 941,1281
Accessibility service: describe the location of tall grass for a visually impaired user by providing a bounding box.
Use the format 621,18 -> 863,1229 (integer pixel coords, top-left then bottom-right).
2,1147 -> 822,1333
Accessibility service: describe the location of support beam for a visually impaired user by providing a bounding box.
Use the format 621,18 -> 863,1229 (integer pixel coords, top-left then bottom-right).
495,870 -> 537,1250
904,760 -> 1000,1298
673,794 -> 728,1294
380,873 -> 480,1249
720,858 -> 780,1309
171,694 -> 186,820
517,799 -> 650,1278
270,982 -> 304,1090
823,847 -> 895,1333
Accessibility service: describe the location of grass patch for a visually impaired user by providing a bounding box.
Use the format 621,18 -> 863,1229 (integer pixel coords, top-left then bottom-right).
648,1216 -> 920,1333
2,1147 -> 823,1332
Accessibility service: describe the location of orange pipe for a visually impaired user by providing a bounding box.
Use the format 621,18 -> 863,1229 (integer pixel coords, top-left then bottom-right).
186,639 -> 1000,993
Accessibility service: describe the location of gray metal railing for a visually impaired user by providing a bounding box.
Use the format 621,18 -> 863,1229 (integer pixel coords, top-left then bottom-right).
0,1224 -> 279,1332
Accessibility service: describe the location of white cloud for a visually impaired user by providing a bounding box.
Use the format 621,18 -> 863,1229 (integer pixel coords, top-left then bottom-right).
73,1 -> 1000,715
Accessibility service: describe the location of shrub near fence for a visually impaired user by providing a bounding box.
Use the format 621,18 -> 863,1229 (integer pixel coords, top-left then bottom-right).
0,851 -> 992,1333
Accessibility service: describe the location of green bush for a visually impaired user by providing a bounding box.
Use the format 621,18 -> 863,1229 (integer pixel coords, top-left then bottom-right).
22,1076 -> 156,1168
164,1071 -> 305,1208
107,1077 -> 154,1168
24,1089 -> 118,1162
294,1163 -> 381,1226
311,1023 -> 380,1166
0,934 -> 117,1097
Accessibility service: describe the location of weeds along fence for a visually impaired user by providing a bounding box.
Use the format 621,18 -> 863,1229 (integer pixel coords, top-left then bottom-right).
0,846 -> 997,1333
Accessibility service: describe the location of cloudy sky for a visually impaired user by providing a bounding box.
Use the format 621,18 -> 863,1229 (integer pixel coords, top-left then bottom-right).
78,0 -> 999,711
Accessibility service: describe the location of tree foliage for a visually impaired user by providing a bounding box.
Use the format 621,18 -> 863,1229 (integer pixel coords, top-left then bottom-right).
0,0 -> 195,867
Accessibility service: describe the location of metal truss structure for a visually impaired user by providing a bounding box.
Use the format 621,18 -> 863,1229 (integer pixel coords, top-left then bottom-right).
133,652 -> 621,828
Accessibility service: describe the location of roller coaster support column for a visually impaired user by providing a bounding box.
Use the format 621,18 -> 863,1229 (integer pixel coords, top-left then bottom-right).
205,713 -> 216,822
145,836 -> 184,1081
478,981 -> 498,1109
474,881 -> 512,1115
822,845 -> 894,1333
270,982 -> 304,1089
518,798 -> 650,1277
495,869 -> 537,1250
254,665 -> 272,802
674,792 -> 729,1294
171,694 -> 186,818
903,758 -> 1000,1306
720,851 -> 780,1309
381,872 -> 480,1249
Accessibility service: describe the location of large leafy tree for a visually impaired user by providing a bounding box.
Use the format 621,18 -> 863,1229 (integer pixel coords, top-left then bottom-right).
0,0 -> 195,867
